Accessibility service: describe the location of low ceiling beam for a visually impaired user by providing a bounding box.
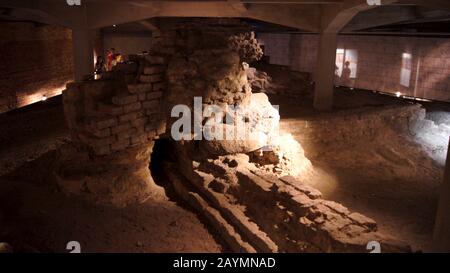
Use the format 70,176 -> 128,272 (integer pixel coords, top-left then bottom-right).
401,0 -> 450,11
228,0 -> 249,12
87,1 -> 321,32
321,0 -> 400,33
343,5 -> 417,31
246,4 -> 320,31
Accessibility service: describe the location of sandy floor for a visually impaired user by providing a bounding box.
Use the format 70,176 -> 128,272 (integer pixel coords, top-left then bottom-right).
1,87 -> 448,253
0,97 -> 222,253
273,89 -> 446,252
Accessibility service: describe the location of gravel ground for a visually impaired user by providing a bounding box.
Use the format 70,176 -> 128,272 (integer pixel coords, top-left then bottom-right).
0,96 -> 222,253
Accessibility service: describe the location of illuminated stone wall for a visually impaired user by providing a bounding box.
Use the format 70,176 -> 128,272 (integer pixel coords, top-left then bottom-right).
258,33 -> 291,66
57,55 -> 167,206
259,33 -> 450,102
0,22 -> 73,113
63,55 -> 167,156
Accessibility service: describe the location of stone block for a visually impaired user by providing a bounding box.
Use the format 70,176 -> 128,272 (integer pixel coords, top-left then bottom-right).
117,127 -> 137,141
156,121 -> 167,135
123,101 -> 141,113
92,144 -> 111,156
119,112 -> 138,124
128,83 -> 152,94
143,65 -> 166,75
145,55 -> 165,64
145,124 -> 156,132
93,135 -> 116,146
111,122 -> 131,134
142,100 -> 160,110
147,130 -> 157,140
96,118 -> 117,130
146,108 -> 160,115
131,134 -> 148,145
147,91 -> 163,100
152,82 -> 166,91
112,94 -> 138,106
140,74 -> 164,83
98,103 -> 124,116
92,128 -> 111,138
130,117 -> 148,128
138,93 -> 147,101
348,212 -> 377,230
111,138 -> 131,151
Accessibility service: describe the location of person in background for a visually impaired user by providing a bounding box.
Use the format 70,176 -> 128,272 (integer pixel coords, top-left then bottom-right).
341,61 -> 352,87
94,56 -> 105,79
106,48 -> 116,71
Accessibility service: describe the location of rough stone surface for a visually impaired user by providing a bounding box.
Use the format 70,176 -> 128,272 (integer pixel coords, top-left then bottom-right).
159,26 -> 287,158
53,143 -> 166,207
63,55 -> 167,156
0,22 -> 73,113
165,44 -> 250,109
228,32 -> 263,63
199,93 -> 281,156
58,20 -> 412,252
0,242 -> 13,253
61,54 -> 168,206
244,63 -> 274,94
250,63 -> 314,97
168,149 -> 411,253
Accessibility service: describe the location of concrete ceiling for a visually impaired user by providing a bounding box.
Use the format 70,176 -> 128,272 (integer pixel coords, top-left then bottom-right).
0,0 -> 449,35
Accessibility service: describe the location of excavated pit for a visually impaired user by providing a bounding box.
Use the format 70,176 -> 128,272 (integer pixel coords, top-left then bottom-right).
148,96 -> 445,253
2,18 -> 447,253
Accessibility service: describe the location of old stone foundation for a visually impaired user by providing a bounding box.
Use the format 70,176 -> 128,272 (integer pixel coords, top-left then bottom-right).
164,155 -> 410,253
58,54 -> 168,207
57,21 -> 413,252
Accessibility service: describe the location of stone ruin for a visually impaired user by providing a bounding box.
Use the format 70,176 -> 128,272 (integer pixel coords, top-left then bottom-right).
57,19 -> 411,252
243,62 -> 315,97
58,54 -> 168,206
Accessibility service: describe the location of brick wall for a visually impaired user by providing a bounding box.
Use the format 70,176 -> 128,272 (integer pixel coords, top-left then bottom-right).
0,22 -> 74,113
258,33 -> 291,66
259,33 -> 450,102
63,55 -> 167,156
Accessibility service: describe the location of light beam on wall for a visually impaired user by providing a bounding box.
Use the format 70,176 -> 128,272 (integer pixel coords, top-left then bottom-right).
400,53 -> 412,87
19,84 -> 68,107
335,48 -> 359,87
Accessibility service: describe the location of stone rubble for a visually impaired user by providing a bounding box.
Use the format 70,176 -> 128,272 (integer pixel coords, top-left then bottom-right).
167,151 -> 411,253
58,19 -> 412,252
58,54 -> 169,206
0,242 -> 13,253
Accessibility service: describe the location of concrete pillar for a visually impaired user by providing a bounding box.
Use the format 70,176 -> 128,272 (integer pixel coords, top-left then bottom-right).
313,32 -> 337,111
433,137 -> 450,252
72,29 -> 94,82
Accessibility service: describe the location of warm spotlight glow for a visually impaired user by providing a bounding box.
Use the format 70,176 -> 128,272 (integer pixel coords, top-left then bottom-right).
395,92 -> 402,97
413,97 -> 432,102
19,84 -> 68,108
